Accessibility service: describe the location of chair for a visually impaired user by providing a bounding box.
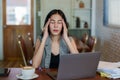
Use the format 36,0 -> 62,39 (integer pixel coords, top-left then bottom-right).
27,32 -> 34,48
26,33 -> 34,65
17,35 -> 27,66
17,34 -> 34,66
85,36 -> 97,52
73,37 -> 83,52
81,33 -> 89,44
27,32 -> 34,54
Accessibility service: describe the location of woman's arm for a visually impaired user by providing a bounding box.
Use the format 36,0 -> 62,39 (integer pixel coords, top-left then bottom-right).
32,37 -> 47,68
34,38 -> 40,55
32,19 -> 50,68
64,36 -> 79,54
62,20 -> 79,54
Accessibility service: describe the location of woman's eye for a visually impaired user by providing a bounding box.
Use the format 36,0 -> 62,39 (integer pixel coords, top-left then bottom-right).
58,21 -> 62,24
50,21 -> 55,24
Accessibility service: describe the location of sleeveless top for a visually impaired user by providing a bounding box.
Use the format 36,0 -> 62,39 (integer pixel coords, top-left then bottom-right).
38,36 -> 70,68
49,53 -> 60,68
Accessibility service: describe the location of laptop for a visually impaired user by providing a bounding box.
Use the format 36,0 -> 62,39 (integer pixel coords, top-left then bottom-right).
46,52 -> 100,80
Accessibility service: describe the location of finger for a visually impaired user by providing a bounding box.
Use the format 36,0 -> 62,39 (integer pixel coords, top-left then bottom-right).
62,20 -> 67,30
41,27 -> 44,32
43,19 -> 50,32
62,20 -> 66,28
45,19 -> 50,28
62,22 -> 67,33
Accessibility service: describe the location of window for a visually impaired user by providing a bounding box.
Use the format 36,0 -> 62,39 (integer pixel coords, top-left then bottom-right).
104,0 -> 120,26
6,0 -> 31,25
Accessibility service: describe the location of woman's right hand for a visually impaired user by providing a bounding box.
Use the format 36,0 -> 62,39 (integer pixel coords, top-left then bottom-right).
33,19 -> 50,68
42,19 -> 50,40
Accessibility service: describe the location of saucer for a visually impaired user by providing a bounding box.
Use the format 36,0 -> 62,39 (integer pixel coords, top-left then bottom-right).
16,73 -> 39,79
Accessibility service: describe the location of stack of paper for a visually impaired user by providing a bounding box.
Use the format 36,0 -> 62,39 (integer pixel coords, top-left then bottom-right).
97,61 -> 120,79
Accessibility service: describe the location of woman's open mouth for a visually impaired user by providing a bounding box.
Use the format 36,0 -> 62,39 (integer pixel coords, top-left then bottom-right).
53,30 -> 59,32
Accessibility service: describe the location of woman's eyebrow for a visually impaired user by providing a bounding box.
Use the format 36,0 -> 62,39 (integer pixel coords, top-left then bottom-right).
58,20 -> 62,21
50,19 -> 55,21
50,19 -> 62,22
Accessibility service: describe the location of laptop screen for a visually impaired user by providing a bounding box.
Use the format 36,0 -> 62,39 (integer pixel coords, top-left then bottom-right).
47,52 -> 100,80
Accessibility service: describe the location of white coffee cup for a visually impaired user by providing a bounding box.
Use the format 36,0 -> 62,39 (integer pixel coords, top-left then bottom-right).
21,66 -> 35,78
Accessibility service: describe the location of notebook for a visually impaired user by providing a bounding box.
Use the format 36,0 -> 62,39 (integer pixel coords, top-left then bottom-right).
46,52 -> 100,80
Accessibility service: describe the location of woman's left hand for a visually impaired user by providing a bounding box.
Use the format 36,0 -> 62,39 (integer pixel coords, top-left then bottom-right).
62,20 -> 68,40
62,20 -> 79,53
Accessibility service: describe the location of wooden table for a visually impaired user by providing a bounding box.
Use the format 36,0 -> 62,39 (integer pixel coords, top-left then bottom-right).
0,68 -> 119,80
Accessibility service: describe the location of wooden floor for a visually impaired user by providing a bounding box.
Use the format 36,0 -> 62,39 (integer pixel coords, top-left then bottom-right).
0,60 -> 24,68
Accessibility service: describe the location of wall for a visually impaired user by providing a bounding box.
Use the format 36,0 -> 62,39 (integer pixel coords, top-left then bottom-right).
96,0 -> 120,62
40,0 -> 72,29
34,0 -> 42,41
0,0 -> 3,60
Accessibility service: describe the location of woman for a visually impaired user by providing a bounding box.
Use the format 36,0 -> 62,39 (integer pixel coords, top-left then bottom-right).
32,9 -> 78,68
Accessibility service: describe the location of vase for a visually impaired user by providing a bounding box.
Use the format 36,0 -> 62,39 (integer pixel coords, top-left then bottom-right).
79,0 -> 84,8
76,17 -> 80,28
84,22 -> 88,28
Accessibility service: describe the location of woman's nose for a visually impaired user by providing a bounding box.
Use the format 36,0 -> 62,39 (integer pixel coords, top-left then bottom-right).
54,22 -> 58,27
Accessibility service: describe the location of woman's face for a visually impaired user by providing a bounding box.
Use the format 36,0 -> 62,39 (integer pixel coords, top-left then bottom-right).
49,14 -> 63,36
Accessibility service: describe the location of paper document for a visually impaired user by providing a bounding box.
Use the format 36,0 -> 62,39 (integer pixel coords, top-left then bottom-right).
98,61 -> 120,69
97,61 -> 120,79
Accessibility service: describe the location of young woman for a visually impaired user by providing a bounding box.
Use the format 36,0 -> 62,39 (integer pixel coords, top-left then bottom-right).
32,9 -> 78,68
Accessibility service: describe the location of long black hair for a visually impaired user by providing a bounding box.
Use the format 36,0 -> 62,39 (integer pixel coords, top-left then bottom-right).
42,9 -> 69,36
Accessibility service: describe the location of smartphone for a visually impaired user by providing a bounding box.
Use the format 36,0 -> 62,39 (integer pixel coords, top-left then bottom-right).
0,68 -> 10,76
